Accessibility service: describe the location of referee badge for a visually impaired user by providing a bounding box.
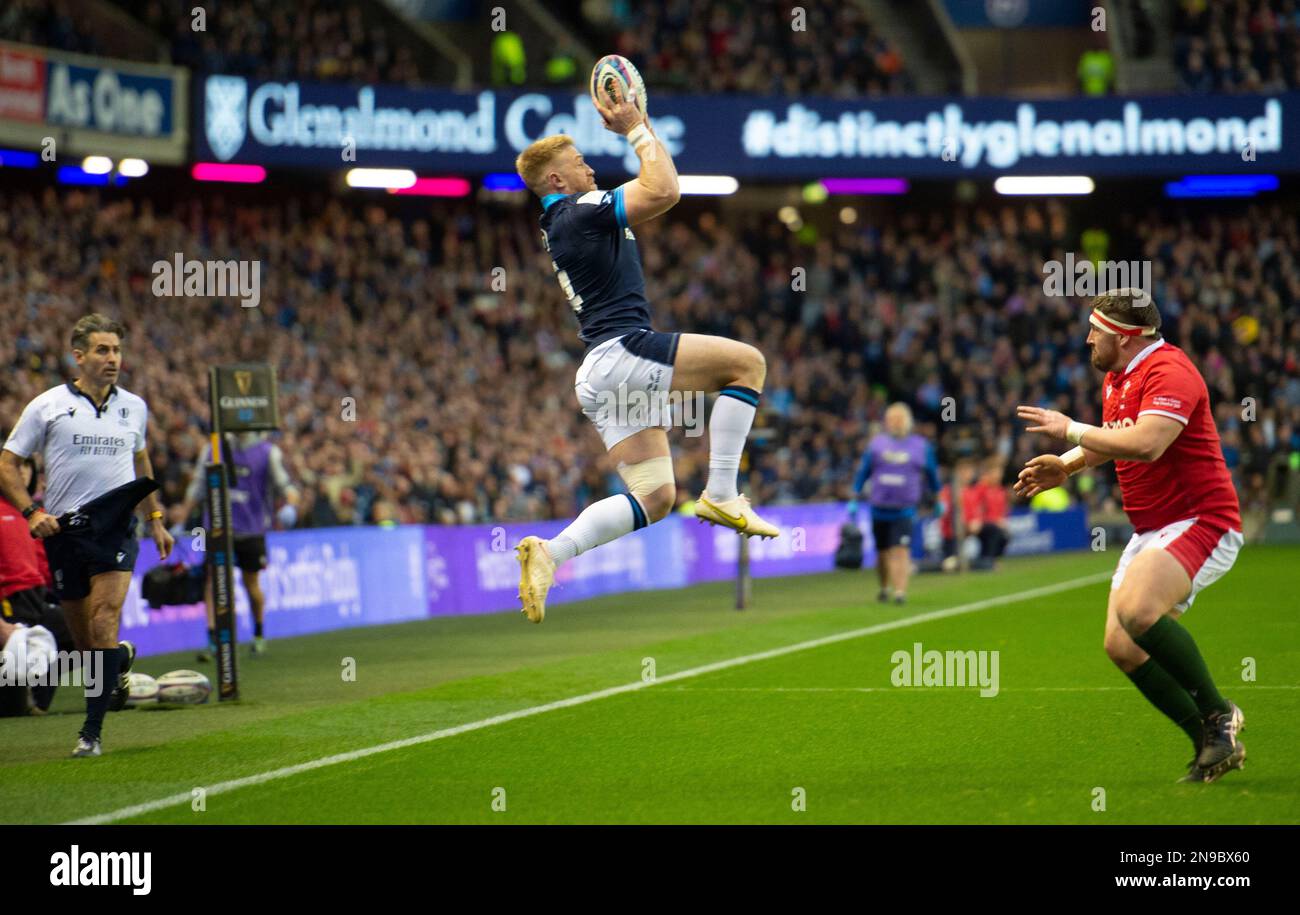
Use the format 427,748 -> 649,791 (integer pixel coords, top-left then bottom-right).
118,407 -> 131,426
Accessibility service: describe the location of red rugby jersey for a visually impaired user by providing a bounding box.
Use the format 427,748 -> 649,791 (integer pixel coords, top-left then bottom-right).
0,497 -> 51,600
1101,340 -> 1241,533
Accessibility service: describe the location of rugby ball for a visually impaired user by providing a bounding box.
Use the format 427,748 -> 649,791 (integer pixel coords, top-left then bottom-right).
590,54 -> 647,117
124,672 -> 159,707
156,669 -> 212,706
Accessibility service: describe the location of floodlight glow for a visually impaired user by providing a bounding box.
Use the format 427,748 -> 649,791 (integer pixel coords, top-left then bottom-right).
81,156 -> 113,175
677,175 -> 739,195
993,176 -> 1095,195
118,158 -> 149,177
345,168 -> 417,189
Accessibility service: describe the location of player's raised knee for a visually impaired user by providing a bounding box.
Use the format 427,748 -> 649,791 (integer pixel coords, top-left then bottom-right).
728,342 -> 766,390
618,455 -> 676,524
641,482 -> 676,522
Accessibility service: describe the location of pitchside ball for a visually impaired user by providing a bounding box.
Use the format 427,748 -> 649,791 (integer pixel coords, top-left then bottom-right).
156,669 -> 213,705
590,54 -> 647,117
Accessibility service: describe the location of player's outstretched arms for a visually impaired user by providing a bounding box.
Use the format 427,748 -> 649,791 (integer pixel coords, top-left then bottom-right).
1013,455 -> 1068,499
1013,447 -> 1109,500
595,95 -> 679,226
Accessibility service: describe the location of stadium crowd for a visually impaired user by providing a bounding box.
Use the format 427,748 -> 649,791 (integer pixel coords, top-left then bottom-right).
590,0 -> 910,97
1176,0 -> 1300,93
1,185 -> 1297,532
125,0 -> 428,84
2,0 -> 909,98
0,0 -> 102,56
0,0 -> 428,85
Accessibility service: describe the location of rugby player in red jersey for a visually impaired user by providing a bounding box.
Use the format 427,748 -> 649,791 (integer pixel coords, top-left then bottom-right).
1014,289 -> 1245,783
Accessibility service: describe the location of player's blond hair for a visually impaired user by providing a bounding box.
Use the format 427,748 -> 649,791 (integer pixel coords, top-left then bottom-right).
1093,288 -> 1162,337
885,402 -> 914,436
515,135 -> 575,196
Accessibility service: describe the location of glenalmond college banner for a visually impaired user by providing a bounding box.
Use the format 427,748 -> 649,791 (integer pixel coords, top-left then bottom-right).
194,72 -> 1300,177
120,505 -> 1086,657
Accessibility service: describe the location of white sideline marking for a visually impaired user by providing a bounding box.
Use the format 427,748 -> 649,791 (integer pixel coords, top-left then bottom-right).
67,571 -> 1110,825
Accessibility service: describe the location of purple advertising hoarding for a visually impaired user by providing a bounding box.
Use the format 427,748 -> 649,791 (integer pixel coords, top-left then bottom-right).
121,525 -> 427,657
122,504 -> 1085,657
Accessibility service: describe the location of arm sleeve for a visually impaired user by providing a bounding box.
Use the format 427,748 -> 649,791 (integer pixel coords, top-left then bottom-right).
3,399 -> 45,459
923,445 -> 942,495
268,445 -> 298,497
570,188 -> 627,233
184,443 -> 212,505
1138,361 -> 1201,426
851,447 -> 873,495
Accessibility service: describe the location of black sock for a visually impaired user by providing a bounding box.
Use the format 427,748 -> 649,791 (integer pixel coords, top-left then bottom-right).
254,620 -> 264,638
1126,659 -> 1202,750
1133,616 -> 1230,718
207,628 -> 216,645
80,648 -> 122,742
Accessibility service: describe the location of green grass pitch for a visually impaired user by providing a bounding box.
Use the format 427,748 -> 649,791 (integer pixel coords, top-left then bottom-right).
2,546 -> 1297,824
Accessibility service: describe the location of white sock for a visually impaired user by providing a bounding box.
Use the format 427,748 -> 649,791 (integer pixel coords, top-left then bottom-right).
545,494 -> 642,565
705,387 -> 759,502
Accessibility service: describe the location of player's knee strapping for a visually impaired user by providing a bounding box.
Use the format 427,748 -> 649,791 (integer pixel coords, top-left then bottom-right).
617,456 -> 675,525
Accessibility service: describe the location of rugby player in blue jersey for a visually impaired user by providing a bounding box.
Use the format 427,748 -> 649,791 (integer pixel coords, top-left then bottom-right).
512,93 -> 778,623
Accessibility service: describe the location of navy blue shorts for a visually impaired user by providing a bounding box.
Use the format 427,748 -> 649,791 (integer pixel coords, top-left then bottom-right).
43,516 -> 140,600
872,516 -> 913,550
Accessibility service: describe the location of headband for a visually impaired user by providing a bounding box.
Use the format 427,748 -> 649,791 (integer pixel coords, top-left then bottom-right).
1089,308 -> 1158,337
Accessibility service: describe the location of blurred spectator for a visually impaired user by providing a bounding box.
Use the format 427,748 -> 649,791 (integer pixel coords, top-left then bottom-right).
1176,0 -> 1300,94
1078,47 -> 1115,96
491,30 -> 526,86
969,457 -> 1010,569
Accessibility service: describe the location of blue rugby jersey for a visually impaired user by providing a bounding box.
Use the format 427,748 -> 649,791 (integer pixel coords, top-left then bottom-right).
538,188 -> 654,349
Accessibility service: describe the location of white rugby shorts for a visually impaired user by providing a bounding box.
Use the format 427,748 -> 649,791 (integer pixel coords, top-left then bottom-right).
574,329 -> 680,450
1110,516 -> 1243,611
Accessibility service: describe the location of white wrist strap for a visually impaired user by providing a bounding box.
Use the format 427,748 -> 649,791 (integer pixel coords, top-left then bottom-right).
626,123 -> 651,152
1061,446 -> 1086,474
1065,421 -> 1095,446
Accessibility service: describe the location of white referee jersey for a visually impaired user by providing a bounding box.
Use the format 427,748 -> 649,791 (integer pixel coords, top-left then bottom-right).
3,382 -> 148,517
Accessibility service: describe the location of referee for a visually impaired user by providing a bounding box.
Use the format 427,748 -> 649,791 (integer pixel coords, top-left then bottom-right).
0,314 -> 174,757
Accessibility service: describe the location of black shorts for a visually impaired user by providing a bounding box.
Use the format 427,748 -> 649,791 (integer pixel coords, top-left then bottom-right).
233,534 -> 268,574
872,517 -> 913,550
42,517 -> 140,600
1,585 -> 50,625
1,585 -> 74,652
